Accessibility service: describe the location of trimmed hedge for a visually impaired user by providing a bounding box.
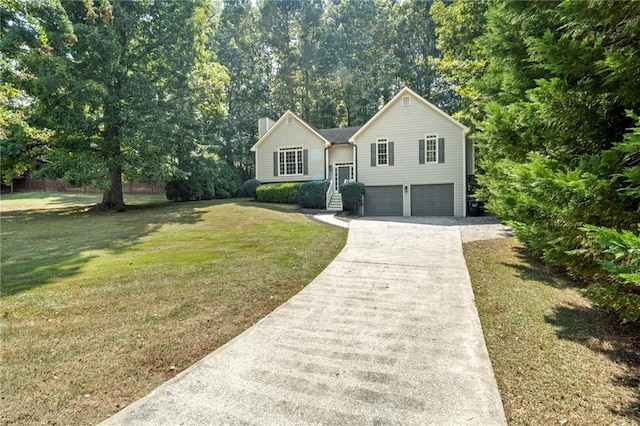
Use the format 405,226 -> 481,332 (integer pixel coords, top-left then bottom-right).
256,182 -> 300,204
341,181 -> 365,211
298,181 -> 330,208
241,179 -> 261,199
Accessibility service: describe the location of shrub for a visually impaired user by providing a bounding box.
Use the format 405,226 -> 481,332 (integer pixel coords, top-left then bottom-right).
478,154 -> 630,280
477,144 -> 639,323
241,179 -> 261,199
298,181 -> 330,208
342,182 -> 365,212
583,225 -> 640,323
256,182 -> 300,204
166,157 -> 215,202
214,161 -> 242,199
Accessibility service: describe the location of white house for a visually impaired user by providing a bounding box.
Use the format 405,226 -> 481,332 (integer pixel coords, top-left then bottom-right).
250,87 -> 472,217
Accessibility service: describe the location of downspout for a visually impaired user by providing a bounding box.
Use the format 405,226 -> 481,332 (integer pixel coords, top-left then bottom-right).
462,129 -> 467,217
352,142 -> 358,181
324,145 -> 330,180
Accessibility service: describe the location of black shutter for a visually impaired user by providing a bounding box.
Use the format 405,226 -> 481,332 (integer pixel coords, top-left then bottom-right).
389,142 -> 394,166
371,143 -> 376,167
438,138 -> 445,163
303,149 -> 308,175
418,139 -> 425,164
273,151 -> 278,176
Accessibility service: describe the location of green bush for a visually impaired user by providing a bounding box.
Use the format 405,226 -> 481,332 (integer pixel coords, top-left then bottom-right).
298,181 -> 330,208
214,161 -> 242,199
583,225 -> 640,323
479,155 -> 624,278
241,179 -> 261,199
477,135 -> 640,323
342,182 -> 365,212
166,157 -> 215,202
256,182 -> 300,204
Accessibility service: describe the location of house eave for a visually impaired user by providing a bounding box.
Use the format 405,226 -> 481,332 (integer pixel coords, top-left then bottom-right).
251,111 -> 331,152
348,87 -> 468,143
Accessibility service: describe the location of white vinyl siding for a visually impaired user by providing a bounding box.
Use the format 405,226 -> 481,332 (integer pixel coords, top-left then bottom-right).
354,92 -> 466,216
254,114 -> 326,183
328,144 -> 354,164
425,134 -> 437,163
279,147 -> 303,176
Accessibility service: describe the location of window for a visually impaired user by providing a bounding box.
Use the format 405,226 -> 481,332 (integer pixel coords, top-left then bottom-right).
278,147 -> 304,175
376,138 -> 388,166
425,134 -> 437,163
286,116 -> 293,125
402,96 -> 411,106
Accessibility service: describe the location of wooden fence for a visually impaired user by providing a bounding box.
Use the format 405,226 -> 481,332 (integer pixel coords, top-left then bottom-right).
2,177 -> 165,195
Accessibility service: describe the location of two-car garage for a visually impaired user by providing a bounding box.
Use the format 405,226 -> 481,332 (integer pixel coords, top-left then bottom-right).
364,184 -> 455,216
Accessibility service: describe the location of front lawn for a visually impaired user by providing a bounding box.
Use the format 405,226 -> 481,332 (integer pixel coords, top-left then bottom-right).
0,193 -> 347,424
464,238 -> 639,425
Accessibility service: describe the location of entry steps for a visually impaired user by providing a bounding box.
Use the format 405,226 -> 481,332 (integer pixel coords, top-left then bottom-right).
327,193 -> 343,211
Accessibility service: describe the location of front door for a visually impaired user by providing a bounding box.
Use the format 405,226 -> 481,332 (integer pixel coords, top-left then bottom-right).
337,166 -> 351,192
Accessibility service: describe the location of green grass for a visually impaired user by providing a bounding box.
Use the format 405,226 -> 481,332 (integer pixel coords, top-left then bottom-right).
464,238 -> 640,426
0,194 -> 347,425
0,191 -> 167,212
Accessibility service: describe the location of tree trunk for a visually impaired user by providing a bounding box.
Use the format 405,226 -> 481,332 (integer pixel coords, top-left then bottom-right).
102,166 -> 125,211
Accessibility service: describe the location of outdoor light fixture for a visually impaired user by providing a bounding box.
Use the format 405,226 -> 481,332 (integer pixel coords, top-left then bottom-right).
404,185 -> 409,193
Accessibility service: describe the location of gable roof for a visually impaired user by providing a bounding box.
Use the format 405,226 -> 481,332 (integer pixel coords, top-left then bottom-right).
349,87 -> 468,142
250,111 -> 331,152
316,126 -> 362,144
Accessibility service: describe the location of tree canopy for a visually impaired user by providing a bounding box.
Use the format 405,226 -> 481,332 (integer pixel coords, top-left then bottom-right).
1,0 -> 638,319
210,0 -> 459,179
430,0 -> 639,322
2,0 -> 227,210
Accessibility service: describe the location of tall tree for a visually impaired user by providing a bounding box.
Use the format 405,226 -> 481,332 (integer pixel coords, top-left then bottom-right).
319,0 -> 398,126
394,0 -> 459,113
1,0 -> 74,185
2,0 -> 227,210
213,0 -> 270,179
430,0 -> 489,122
431,0 -> 640,321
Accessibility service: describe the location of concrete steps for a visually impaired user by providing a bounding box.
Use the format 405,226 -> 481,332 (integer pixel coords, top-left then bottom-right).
327,193 -> 343,211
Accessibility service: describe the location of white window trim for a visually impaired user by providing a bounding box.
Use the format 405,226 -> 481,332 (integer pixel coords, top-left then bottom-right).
376,137 -> 389,167
424,134 -> 438,164
278,146 -> 304,176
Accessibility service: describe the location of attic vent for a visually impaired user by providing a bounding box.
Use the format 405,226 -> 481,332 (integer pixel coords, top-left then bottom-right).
402,96 -> 411,106
286,117 -> 293,125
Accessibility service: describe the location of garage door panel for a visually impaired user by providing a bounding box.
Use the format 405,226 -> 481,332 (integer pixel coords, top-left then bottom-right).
411,184 -> 454,216
364,186 -> 403,216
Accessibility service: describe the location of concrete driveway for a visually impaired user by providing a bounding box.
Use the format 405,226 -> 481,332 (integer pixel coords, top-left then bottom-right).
102,217 -> 507,425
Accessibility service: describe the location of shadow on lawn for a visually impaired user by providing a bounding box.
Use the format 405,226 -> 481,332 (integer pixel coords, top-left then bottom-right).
546,303 -> 640,419
505,245 -> 580,289
0,199 -> 225,297
507,244 -> 640,418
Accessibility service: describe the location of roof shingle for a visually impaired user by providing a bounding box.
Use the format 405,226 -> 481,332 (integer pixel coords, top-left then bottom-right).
316,126 -> 362,144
